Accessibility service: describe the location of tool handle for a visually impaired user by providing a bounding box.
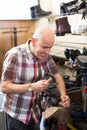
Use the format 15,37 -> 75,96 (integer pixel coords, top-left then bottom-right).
47,77 -> 52,83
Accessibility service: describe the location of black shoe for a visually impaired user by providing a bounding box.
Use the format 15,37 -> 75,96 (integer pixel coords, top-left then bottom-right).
62,0 -> 78,7
30,5 -> 52,18
64,49 -> 70,60
76,0 -> 86,11
60,0 -> 78,15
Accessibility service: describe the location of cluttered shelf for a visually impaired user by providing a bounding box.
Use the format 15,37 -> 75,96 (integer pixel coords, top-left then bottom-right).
50,34 -> 87,58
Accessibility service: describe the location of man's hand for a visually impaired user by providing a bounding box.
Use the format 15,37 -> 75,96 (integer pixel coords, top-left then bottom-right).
60,95 -> 70,108
31,79 -> 50,92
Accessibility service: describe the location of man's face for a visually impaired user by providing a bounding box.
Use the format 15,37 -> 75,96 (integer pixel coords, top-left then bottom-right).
33,38 -> 53,60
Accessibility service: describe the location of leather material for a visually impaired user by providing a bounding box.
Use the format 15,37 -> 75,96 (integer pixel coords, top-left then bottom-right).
30,5 -> 52,18
55,17 -> 71,36
60,0 -> 78,15
60,0 -> 87,16
61,0 -> 77,7
43,106 -> 69,124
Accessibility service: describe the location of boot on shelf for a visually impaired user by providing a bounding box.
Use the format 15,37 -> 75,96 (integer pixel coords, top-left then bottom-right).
76,0 -> 86,12
60,0 -> 78,15
55,19 -> 59,36
55,17 -> 71,36
30,0 -> 52,18
60,0 -> 87,16
61,0 -> 78,7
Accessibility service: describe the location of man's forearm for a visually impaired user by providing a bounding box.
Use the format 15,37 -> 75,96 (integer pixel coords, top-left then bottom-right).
54,73 -> 66,96
1,80 -> 30,94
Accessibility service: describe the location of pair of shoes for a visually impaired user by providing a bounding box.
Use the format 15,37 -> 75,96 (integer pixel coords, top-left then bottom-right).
64,48 -> 81,61
30,5 -> 52,18
60,0 -> 78,15
55,17 -> 71,36
60,0 -> 87,15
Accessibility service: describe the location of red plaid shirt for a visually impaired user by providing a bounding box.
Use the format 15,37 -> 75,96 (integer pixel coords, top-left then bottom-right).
1,41 -> 58,124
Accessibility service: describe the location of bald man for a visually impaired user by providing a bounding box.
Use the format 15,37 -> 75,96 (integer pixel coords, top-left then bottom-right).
1,27 -> 70,130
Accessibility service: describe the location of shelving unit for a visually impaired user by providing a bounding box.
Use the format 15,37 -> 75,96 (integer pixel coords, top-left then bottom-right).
50,34 -> 87,58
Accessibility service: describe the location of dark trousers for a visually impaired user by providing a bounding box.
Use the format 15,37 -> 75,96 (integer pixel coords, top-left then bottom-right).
5,113 -> 40,130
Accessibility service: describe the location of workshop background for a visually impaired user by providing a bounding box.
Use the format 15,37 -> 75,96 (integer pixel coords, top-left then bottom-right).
0,0 -> 87,130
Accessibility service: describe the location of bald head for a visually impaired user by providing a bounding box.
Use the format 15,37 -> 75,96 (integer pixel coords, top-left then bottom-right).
32,27 -> 54,44
30,27 -> 54,60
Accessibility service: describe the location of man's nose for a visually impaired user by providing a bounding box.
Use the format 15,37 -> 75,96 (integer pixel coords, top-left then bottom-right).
45,48 -> 51,54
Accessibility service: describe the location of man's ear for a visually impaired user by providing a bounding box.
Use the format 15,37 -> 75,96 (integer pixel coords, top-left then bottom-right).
31,38 -> 36,47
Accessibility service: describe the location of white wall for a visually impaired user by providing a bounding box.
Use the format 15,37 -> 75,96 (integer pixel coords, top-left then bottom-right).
0,0 -> 38,20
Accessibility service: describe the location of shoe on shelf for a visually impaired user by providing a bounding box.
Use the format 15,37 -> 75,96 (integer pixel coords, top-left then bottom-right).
55,17 -> 71,36
30,5 -> 52,18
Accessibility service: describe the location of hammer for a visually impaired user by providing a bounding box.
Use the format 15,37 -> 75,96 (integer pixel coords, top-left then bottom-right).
47,77 -> 53,83
45,73 -> 56,84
